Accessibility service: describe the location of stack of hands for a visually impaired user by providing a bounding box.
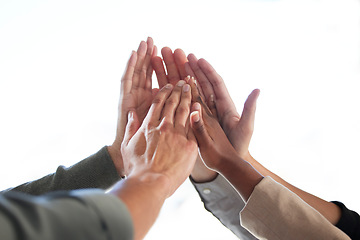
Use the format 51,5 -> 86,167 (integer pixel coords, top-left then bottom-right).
108,37 -> 262,199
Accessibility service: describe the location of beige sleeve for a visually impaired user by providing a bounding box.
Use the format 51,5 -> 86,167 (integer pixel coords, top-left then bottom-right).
240,177 -> 350,240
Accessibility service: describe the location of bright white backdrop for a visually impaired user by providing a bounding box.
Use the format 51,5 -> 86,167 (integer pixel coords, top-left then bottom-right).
0,0 -> 359,239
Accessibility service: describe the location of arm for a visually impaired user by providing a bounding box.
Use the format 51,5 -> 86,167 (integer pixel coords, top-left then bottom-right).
186,55 -> 342,224
4,147 -> 120,195
0,189 -> 134,240
190,101 -> 350,240
112,81 -> 198,240
1,79 -> 198,240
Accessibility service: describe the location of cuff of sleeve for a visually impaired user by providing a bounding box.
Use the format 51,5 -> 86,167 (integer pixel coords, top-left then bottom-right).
190,174 -> 241,203
70,189 -> 134,240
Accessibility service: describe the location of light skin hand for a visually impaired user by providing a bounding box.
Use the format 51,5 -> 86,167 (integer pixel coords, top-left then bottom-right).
121,80 -> 198,195
111,81 -> 197,240
152,48 -> 218,182
107,37 -> 157,177
190,102 -> 263,201
151,47 -> 189,87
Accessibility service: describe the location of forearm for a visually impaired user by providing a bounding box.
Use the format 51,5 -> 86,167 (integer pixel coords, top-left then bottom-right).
4,147 -> 120,195
0,189 -> 133,240
108,173 -> 169,240
245,154 -> 341,225
217,155 -> 263,202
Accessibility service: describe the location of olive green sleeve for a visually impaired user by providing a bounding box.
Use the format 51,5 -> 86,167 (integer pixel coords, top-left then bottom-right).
4,147 -> 121,195
0,189 -> 133,240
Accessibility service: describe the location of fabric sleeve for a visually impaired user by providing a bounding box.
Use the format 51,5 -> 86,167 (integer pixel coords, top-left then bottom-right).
333,201 -> 360,240
0,189 -> 133,240
240,177 -> 350,240
190,174 -> 258,240
4,146 -> 121,195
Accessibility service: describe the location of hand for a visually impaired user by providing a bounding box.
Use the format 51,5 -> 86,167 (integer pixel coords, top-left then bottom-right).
190,102 -> 263,201
121,80 -> 198,197
152,47 -> 188,87
152,48 -> 219,182
108,38 -> 156,177
187,54 -> 260,159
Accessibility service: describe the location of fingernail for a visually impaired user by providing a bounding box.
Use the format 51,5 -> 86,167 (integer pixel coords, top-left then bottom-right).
183,84 -> 190,92
194,102 -> 201,111
191,77 -> 197,86
193,111 -> 200,122
165,84 -> 173,89
128,111 -> 133,120
209,94 -> 214,102
177,80 -> 185,87
185,75 -> 191,82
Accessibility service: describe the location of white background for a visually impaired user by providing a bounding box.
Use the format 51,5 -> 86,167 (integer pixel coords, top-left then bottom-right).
0,0 -> 359,239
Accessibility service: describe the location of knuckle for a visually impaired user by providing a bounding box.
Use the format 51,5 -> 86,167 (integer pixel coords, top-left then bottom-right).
176,105 -> 189,115
165,97 -> 178,107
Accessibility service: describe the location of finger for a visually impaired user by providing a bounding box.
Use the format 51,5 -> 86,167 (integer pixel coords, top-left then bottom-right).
207,94 -> 218,119
120,51 -> 137,95
139,37 -> 154,89
198,58 -> 230,104
152,56 -> 168,88
161,80 -> 186,125
162,47 -> 181,85
146,83 -> 174,123
145,44 -> 157,90
123,110 -> 141,146
239,89 -> 260,131
174,48 -> 188,79
187,54 -> 215,102
133,41 -> 147,88
175,83 -> 192,129
184,62 -> 196,78
189,77 -> 213,117
190,102 -> 212,148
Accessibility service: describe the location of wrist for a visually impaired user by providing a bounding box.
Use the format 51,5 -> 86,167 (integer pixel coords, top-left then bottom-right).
107,144 -> 125,177
128,171 -> 172,199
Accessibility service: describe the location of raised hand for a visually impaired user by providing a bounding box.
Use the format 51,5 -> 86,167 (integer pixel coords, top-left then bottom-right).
190,102 -> 263,201
108,37 -> 156,177
187,54 -> 260,159
121,80 -> 198,195
152,47 -> 188,87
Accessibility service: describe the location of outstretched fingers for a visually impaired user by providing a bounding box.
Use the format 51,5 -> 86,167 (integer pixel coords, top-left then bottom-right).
239,89 -> 260,131
161,80 -> 186,125
174,83 -> 192,131
162,47 -> 181,85
132,41 -> 147,88
146,84 -> 174,124
120,51 -> 137,96
152,56 -> 168,89
190,102 -> 212,148
187,54 -> 215,102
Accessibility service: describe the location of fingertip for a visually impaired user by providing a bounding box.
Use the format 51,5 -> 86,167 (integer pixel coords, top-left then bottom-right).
192,102 -> 201,112
183,84 -> 190,93
161,46 -> 172,55
128,110 -> 134,121
147,36 -> 153,43
191,111 -> 200,123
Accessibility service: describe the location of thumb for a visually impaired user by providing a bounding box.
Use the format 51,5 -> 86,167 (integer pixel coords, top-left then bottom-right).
190,102 -> 211,148
239,89 -> 260,129
123,110 -> 140,146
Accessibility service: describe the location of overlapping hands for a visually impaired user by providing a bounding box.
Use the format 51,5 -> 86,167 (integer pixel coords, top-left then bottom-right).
109,37 -> 260,192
